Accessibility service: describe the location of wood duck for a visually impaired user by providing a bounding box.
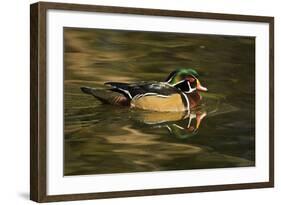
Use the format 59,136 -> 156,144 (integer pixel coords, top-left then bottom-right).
81,68 -> 208,112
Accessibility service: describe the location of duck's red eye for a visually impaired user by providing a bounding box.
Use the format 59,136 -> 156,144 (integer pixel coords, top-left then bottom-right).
186,76 -> 195,83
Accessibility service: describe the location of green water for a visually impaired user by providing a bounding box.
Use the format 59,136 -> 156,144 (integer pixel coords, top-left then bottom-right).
63,28 -> 255,176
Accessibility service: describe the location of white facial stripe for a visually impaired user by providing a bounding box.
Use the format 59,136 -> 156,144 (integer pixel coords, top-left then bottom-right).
185,81 -> 196,93
172,79 -> 197,93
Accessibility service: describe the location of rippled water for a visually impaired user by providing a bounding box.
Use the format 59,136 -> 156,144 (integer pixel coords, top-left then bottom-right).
63,28 -> 255,176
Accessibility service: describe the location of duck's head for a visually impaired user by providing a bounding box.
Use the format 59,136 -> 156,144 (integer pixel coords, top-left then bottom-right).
165,68 -> 208,93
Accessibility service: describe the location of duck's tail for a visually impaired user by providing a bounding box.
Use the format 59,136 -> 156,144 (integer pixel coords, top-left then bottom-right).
80,87 -> 95,95
80,86 -> 130,106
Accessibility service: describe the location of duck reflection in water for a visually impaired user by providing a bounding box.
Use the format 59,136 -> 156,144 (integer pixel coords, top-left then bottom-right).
134,109 -> 207,139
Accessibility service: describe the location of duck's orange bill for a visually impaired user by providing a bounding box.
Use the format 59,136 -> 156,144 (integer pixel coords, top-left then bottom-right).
196,79 -> 208,92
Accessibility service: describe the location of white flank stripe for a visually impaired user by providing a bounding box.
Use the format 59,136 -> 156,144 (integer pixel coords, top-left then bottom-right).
133,93 -> 170,100
142,93 -> 170,98
182,92 -> 190,111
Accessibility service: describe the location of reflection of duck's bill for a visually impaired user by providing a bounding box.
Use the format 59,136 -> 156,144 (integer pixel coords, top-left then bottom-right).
195,111 -> 207,129
196,79 -> 208,92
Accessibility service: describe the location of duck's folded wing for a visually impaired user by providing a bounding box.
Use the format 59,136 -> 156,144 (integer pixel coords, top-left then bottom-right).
105,81 -> 179,99
104,82 -> 134,99
80,87 -> 130,106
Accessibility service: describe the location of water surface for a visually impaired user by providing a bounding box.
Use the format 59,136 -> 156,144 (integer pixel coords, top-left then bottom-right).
63,28 -> 255,176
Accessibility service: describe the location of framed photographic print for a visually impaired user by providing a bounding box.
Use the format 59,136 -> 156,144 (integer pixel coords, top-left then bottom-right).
30,1 -> 274,202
